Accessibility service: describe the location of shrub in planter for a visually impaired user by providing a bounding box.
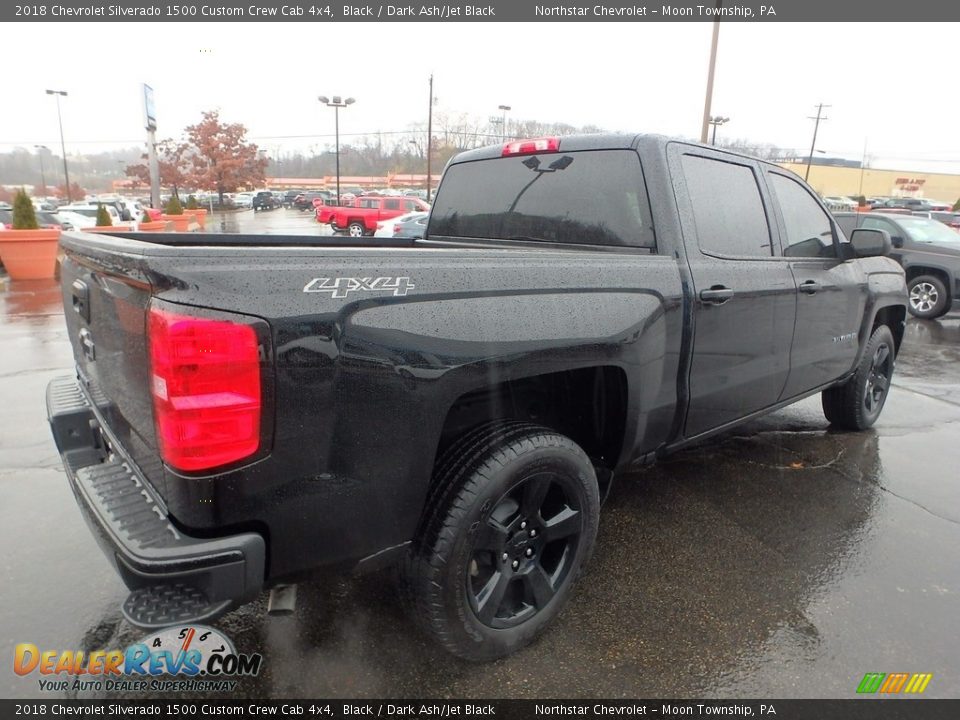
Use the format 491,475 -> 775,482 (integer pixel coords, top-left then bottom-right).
164,195 -> 184,215
0,188 -> 60,279
96,203 -> 113,227
185,195 -> 199,210
12,188 -> 39,229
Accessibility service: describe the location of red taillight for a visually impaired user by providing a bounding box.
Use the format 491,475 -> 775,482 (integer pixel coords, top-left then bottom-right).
148,307 -> 261,472
502,137 -> 560,156
393,224 -> 401,233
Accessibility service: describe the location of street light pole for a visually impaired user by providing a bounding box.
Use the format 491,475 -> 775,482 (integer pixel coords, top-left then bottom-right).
34,145 -> 48,192
498,104 -> 512,143
318,95 -> 355,205
708,116 -> 729,145
46,89 -> 71,201
699,1 -> 723,143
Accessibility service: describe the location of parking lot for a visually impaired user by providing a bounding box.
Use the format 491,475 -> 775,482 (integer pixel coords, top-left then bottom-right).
2,208 -> 959,699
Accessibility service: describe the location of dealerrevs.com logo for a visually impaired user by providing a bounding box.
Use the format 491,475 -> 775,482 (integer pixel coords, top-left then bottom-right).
14,625 -> 262,693
856,672 -> 933,695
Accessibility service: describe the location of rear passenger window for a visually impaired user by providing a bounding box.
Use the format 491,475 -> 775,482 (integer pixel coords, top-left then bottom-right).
681,154 -> 772,257
768,173 -> 837,258
385,199 -> 401,211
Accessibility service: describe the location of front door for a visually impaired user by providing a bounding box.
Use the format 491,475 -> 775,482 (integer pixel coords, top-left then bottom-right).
765,170 -> 865,398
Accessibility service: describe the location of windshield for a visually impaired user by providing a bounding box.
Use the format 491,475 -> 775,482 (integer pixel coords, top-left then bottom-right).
899,216 -> 960,244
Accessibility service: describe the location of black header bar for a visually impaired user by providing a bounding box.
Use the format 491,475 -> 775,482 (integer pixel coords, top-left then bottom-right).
2,699 -> 960,719
5,0 -> 960,23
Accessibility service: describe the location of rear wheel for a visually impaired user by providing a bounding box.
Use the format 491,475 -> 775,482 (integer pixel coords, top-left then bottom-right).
399,422 -> 600,661
907,275 -> 949,319
822,324 -> 895,430
348,222 -> 366,237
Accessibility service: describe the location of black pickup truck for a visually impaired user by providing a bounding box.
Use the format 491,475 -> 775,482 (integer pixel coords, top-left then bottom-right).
47,135 -> 907,660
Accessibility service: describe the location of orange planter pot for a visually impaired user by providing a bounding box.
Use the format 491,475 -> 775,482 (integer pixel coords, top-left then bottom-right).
183,209 -> 207,229
160,214 -> 192,232
137,221 -> 169,232
0,228 -> 61,280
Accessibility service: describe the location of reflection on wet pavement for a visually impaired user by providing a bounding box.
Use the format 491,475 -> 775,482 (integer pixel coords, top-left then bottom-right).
2,252 -> 958,699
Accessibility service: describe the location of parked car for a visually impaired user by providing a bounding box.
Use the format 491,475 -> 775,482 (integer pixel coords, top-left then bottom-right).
0,209 -> 64,229
44,204 -> 123,227
330,196 -> 430,236
294,192 -> 331,212
391,212 -> 429,239
873,197 -> 935,212
55,211 -> 98,231
918,199 -> 954,211
373,210 -> 426,237
836,211 -> 960,319
823,196 -> 857,212
282,190 -> 302,207
911,210 -> 960,230
252,191 -> 278,211
233,193 -> 254,209
47,134 -> 906,661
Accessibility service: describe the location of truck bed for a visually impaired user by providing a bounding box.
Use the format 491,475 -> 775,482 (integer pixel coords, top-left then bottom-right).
73,230 -> 419,248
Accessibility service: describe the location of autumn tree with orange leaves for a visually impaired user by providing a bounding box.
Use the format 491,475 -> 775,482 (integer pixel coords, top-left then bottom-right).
185,111 -> 266,204
126,139 -> 191,199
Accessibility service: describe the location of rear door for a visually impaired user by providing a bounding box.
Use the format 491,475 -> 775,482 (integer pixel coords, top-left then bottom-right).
672,146 -> 797,437
764,169 -> 865,398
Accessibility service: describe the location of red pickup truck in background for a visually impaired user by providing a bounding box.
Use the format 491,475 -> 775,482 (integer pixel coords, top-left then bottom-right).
321,196 -> 430,236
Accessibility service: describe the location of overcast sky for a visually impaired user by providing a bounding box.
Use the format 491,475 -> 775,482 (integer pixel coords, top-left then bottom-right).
1,22 -> 955,172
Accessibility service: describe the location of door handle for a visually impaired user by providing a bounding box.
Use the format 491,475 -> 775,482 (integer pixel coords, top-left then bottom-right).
799,280 -> 821,295
699,286 -> 734,305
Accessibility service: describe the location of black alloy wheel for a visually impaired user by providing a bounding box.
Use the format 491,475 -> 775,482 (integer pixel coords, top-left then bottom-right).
466,472 -> 584,629
863,339 -> 893,419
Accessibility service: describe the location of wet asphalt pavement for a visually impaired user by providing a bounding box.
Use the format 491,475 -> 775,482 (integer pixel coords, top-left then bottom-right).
2,208 -> 959,699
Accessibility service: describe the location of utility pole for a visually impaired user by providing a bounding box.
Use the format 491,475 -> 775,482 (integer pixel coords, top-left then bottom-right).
699,1 -> 722,144
858,138 -> 868,200
427,73 -> 434,203
34,145 -> 48,191
46,90 -> 71,201
804,103 -> 830,181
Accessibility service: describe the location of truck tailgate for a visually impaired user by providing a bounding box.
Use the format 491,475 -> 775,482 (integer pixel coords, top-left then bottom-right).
59,245 -> 166,497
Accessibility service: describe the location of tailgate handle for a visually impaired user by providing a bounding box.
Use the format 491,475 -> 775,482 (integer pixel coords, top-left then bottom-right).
72,279 -> 90,322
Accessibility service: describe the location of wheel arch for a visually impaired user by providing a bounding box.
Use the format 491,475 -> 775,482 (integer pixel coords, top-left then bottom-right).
434,366 -> 629,477
871,303 -> 907,355
903,264 -> 952,289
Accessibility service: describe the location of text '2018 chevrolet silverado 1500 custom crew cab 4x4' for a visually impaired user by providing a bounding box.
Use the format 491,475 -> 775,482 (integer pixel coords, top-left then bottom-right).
47,135 -> 907,660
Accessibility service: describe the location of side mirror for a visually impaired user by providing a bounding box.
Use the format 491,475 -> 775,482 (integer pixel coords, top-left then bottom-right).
850,228 -> 892,258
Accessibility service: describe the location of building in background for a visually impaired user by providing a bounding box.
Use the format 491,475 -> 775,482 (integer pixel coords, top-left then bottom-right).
779,161 -> 960,204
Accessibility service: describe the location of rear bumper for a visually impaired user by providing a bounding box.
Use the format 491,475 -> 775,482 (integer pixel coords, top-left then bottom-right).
46,375 -> 265,627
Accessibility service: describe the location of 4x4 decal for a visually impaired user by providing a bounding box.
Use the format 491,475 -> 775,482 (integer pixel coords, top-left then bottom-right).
303,276 -> 416,299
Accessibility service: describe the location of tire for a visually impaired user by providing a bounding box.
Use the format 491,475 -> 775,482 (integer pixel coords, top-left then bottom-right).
347,222 -> 366,238
907,275 -> 949,319
399,421 -> 600,661
822,324 -> 895,430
